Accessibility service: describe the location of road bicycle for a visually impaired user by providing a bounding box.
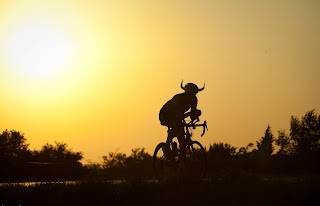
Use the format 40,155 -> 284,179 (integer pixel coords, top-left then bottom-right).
153,118 -> 208,181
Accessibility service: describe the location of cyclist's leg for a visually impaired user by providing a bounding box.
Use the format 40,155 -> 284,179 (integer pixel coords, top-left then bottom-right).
160,114 -> 183,160
163,118 -> 181,161
163,130 -> 175,160
159,112 -> 172,158
175,122 -> 186,149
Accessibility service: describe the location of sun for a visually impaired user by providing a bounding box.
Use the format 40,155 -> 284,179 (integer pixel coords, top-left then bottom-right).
3,23 -> 74,80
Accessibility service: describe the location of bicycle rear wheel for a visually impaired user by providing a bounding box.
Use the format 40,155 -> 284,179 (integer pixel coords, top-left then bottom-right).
180,141 -> 206,180
153,142 -> 177,181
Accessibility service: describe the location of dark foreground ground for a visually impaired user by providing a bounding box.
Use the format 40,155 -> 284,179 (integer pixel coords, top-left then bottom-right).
1,174 -> 319,206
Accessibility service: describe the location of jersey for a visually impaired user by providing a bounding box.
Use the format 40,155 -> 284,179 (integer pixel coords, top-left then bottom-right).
159,93 -> 197,127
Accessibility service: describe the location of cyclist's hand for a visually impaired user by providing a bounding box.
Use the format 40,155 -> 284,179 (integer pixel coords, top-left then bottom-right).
191,109 -> 201,121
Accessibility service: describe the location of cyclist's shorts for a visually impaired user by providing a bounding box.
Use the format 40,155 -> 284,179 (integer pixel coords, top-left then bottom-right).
159,111 -> 182,129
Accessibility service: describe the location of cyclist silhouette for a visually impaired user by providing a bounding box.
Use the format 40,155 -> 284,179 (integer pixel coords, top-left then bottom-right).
159,80 -> 204,160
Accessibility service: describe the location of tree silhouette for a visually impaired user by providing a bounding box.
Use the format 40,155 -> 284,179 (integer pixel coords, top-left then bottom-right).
275,129 -> 293,155
207,142 -> 237,175
256,125 -> 274,156
125,148 -> 152,177
28,141 -> 85,180
237,143 -> 254,155
290,109 -> 320,154
289,110 -> 320,172
253,125 -> 275,172
0,129 -> 30,164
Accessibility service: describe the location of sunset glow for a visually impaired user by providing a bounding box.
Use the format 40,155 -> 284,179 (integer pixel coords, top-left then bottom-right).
0,0 -> 319,163
3,22 -> 73,80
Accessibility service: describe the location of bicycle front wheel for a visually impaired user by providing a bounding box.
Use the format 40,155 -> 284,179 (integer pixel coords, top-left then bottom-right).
181,141 -> 206,180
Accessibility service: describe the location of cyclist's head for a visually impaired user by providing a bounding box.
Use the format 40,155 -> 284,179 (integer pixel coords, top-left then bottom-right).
181,80 -> 205,95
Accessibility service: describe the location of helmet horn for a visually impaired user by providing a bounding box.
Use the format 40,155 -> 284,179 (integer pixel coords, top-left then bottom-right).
198,82 -> 205,91
181,80 -> 186,90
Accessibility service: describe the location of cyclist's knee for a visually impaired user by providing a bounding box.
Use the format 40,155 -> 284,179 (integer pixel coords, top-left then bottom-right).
166,132 -> 174,143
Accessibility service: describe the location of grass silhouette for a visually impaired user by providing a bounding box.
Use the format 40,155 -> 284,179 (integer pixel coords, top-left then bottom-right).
1,174 -> 319,206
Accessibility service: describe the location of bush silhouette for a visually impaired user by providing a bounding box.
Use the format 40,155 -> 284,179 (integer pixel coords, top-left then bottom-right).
1,109 -> 320,181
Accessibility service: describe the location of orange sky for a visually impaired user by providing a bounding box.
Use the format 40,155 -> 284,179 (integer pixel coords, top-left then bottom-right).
1,0 -> 319,162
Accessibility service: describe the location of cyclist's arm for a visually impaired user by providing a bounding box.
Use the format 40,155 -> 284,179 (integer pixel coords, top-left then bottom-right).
190,96 -> 198,113
183,97 -> 201,120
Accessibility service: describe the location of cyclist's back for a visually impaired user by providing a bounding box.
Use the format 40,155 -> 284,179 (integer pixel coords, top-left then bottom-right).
159,92 -> 197,128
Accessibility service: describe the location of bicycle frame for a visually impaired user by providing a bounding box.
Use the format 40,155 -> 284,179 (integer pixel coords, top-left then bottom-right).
180,119 -> 208,145
171,119 -> 208,161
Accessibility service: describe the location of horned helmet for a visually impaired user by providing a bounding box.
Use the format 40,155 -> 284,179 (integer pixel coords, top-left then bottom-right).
180,80 -> 205,94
